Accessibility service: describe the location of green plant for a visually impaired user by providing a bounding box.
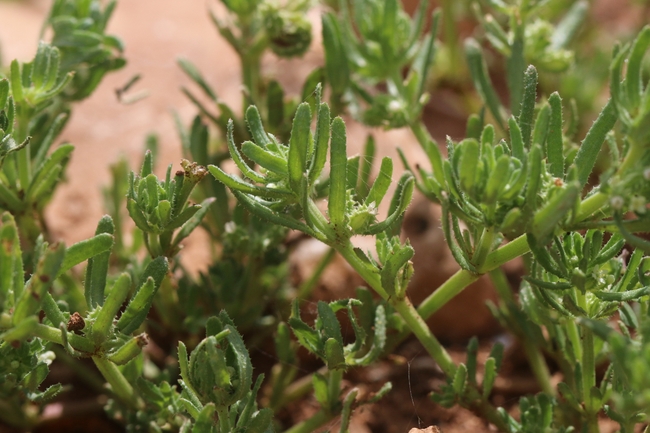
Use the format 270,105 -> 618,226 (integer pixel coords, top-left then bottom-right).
2,0 -> 650,432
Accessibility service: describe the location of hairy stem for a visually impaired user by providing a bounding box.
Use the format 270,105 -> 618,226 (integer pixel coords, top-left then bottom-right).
92,356 -> 142,410
472,226 -> 496,269
330,241 -> 510,428
31,323 -> 95,353
15,109 -> 31,192
335,241 -> 454,374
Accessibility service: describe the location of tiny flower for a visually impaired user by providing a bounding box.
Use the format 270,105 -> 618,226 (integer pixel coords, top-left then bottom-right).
610,195 -> 625,210
644,168 -> 650,180
388,99 -> 403,112
631,196 -> 646,214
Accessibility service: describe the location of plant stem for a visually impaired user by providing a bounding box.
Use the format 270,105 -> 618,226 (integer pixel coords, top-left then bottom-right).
441,0 -> 465,80
575,290 -> 597,432
488,267 -> 515,303
618,138 -> 645,175
398,188 -> 611,333
275,366 -> 327,410
297,247 -> 336,299
217,406 -> 231,432
581,325 -> 597,432
416,269 -> 479,321
242,53 -> 261,106
575,191 -> 607,221
336,242 -> 455,375
411,119 -> 437,148
413,234 -> 529,325
328,368 -> 343,407
146,233 -> 163,257
472,226 -> 495,269
92,356 -> 142,410
15,108 -> 31,192
51,346 -> 107,395
32,323 -> 95,353
565,319 -> 582,364
479,234 -> 530,274
283,409 -> 331,433
489,269 -> 555,395
523,338 -> 555,396
239,15 -> 262,107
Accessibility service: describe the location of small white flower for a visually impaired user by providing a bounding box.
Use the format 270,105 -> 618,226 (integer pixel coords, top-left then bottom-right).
631,195 -> 646,214
610,195 -> 625,210
38,351 -> 56,366
644,167 -> 650,180
225,221 -> 236,233
388,99 -> 403,112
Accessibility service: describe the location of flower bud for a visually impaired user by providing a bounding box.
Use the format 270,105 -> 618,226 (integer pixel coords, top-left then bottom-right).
263,7 -> 312,58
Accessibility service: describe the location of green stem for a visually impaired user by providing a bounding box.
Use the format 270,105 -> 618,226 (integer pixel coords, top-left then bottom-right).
581,325 -> 597,431
239,14 -> 262,108
488,267 -> 515,303
490,268 -> 554,395
391,297 -> 456,375
146,233 -> 163,257
411,120 -> 437,148
217,406 -> 231,432
441,0 -> 463,79
16,109 -> 31,191
92,356 -> 143,410
332,245 -> 477,428
416,269 -> 479,321
398,189 -> 611,339
618,138 -> 646,175
275,366 -> 327,410
413,234 -> 529,326
283,409 -> 331,433
328,368 -> 343,407
575,290 -> 597,431
390,69 -> 406,96
268,363 -> 298,411
565,319 -> 582,364
472,226 -> 495,268
31,323 -> 95,353
297,247 -> 336,299
575,191 -> 607,221
51,346 -> 107,395
336,242 -> 455,375
478,234 -> 530,273
523,338 -> 555,396
242,53 -> 261,106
